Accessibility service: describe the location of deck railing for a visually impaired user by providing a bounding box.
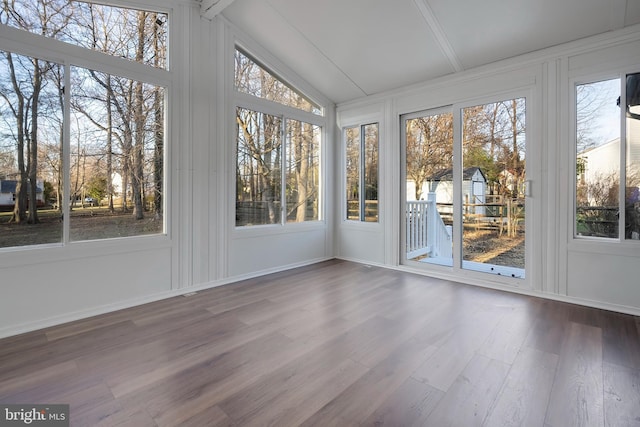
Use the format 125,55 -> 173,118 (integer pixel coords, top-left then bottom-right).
406,193 -> 452,260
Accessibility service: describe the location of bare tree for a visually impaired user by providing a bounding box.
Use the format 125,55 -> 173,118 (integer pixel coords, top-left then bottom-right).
0,0 -> 70,222
406,113 -> 453,200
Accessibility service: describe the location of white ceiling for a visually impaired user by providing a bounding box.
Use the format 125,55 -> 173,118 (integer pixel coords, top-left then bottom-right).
212,0 -> 640,104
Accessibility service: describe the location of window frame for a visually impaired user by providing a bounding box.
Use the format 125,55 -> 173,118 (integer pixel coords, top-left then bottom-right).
232,43 -> 327,230
400,89 -> 534,288
0,1 -> 173,252
570,71 -> 638,244
343,122 -> 379,223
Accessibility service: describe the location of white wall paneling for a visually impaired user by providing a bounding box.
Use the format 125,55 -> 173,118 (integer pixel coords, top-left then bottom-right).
337,25 -> 640,315
2,3 -> 640,339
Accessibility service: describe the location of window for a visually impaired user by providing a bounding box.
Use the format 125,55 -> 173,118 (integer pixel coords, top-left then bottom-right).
462,99 -> 526,275
626,73 -> 640,240
345,123 -> 379,222
575,78 -> 620,238
68,67 -> 165,241
285,119 -> 320,223
0,1 -> 168,249
236,108 -> 282,226
0,51 -> 64,246
1,1 -> 167,69
235,48 -> 322,116
234,47 -> 323,227
574,74 -> 640,240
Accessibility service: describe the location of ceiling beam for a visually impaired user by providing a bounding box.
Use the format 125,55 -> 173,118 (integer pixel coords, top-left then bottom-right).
201,0 -> 237,19
609,0 -> 628,30
413,0 -> 464,72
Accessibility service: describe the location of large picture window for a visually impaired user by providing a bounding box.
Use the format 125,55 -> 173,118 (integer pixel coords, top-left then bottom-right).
234,47 -> 323,227
574,74 -> 640,240
0,1 -> 168,249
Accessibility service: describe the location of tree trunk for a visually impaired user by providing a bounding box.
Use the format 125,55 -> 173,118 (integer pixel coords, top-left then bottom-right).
6,52 -> 27,223
131,11 -> 146,220
27,58 -> 43,224
295,122 -> 309,222
153,88 -> 163,218
152,14 -> 163,219
106,85 -> 114,212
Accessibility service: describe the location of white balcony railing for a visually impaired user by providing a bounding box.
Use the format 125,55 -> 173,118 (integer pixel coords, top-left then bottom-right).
406,193 -> 452,260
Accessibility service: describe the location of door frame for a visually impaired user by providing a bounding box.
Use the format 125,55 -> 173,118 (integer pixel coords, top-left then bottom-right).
400,89 -> 537,290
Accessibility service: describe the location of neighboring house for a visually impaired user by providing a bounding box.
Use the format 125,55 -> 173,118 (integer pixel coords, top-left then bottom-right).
577,138 -> 620,189
407,167 -> 487,215
0,180 -> 45,210
111,172 -> 123,196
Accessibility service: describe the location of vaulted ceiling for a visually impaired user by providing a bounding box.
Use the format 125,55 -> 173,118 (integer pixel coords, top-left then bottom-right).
202,0 -> 640,104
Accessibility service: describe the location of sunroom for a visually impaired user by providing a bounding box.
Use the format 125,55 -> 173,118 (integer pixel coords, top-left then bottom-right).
0,0 -> 638,338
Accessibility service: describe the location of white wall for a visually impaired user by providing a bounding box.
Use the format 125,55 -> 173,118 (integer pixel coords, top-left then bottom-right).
562,33 -> 640,312
0,1 -> 198,338
0,245 -> 172,331
2,4 -> 639,340
0,3 -> 335,338
336,24 -> 640,315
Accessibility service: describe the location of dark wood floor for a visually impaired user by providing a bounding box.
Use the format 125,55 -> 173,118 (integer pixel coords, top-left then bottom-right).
1,260 -> 639,426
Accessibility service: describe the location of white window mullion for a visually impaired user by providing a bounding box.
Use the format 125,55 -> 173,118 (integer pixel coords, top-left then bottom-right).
281,116 -> 287,225
619,74 -> 627,242
452,106 -> 463,270
62,63 -> 71,244
359,125 -> 366,221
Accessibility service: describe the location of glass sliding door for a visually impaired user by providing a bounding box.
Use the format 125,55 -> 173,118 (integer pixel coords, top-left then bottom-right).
403,109 -> 454,266
461,98 -> 526,278
402,97 -> 528,282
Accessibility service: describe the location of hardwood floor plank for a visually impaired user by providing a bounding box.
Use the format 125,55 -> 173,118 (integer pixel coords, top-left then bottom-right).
423,354 -> 511,427
483,347 -> 559,427
0,261 -> 638,426
545,321 -> 604,427
477,305 -> 538,364
603,362 -> 640,427
0,320 -> 138,382
109,330 -> 292,398
179,406 -> 234,427
219,354 -> 368,426
0,360 -> 78,399
601,312 -> 640,370
412,307 -> 505,391
3,375 -> 114,419
72,399 -> 158,427
299,339 -> 439,426
75,310 -> 248,380
361,377 -> 444,426
523,299 -> 569,355
147,316 -> 397,427
0,331 -> 48,358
